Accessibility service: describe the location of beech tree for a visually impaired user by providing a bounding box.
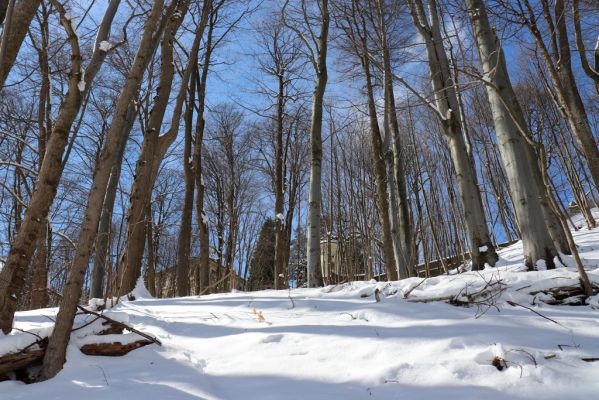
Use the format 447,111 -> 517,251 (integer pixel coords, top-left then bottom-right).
283,0 -> 329,287
466,0 -> 562,269
39,0 -> 176,379
0,0 -> 121,334
406,0 -> 498,270
494,0 -> 599,190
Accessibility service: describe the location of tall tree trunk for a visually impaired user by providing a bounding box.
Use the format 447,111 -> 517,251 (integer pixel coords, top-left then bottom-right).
89,126 -> 128,299
523,0 -> 599,190
376,0 -> 413,278
466,0 -> 558,269
360,49 -> 398,281
0,0 -> 42,88
146,203 -> 157,297
194,6 -> 216,295
39,0 -> 164,379
409,0 -> 497,270
0,0 -> 117,334
305,0 -> 329,288
30,8 -> 51,309
274,75 -> 286,289
30,223 -> 49,309
116,0 -> 212,297
176,74 -> 196,297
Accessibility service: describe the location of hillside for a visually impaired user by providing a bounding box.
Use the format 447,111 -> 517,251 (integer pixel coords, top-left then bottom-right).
2,216 -> 599,400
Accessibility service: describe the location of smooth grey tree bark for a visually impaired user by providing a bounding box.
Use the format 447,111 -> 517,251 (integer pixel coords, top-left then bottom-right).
466,0 -> 558,269
408,0 -> 497,270
284,0 -> 329,287
513,0 -> 599,191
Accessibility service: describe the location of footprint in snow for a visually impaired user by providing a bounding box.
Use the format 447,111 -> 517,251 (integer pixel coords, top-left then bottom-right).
261,334 -> 284,343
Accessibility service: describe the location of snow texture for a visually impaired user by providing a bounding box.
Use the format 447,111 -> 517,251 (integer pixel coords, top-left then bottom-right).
99,41 -> 112,52
130,276 -> 153,300
2,211 -> 599,399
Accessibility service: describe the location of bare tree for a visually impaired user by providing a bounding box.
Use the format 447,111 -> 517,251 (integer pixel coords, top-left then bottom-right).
0,0 -> 42,88
0,0 -> 120,334
39,0 -> 173,379
407,0 -> 497,270
253,13 -> 304,289
283,0 -> 329,287
495,0 -> 599,190
466,0 -> 560,269
334,0 -> 398,280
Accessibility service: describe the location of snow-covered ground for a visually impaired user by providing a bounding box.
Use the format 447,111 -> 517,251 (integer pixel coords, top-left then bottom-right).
2,214 -> 599,399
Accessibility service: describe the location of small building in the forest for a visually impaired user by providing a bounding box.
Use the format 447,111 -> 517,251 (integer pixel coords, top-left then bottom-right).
320,238 -> 340,279
319,234 -> 368,283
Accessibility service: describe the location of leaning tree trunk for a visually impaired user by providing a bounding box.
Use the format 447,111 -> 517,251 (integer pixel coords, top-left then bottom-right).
116,0 -> 213,297
466,0 -> 558,269
0,0 -> 9,24
39,0 -> 166,380
0,0 -> 117,334
409,0 -> 497,270
0,0 -> 42,88
89,124 -> 129,299
527,0 -> 599,191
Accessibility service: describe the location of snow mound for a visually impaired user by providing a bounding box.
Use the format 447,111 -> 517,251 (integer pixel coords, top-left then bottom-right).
129,276 -> 154,300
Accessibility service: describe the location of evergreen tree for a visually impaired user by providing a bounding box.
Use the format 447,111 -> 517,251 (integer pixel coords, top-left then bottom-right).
248,219 -> 276,291
289,227 -> 308,287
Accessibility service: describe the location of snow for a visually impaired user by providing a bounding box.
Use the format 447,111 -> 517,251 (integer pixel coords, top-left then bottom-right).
77,68 -> 86,92
2,212 -> 599,399
479,245 -> 488,252
98,41 -> 112,52
129,276 -> 153,300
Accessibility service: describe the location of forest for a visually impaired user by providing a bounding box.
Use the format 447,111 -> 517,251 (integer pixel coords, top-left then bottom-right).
0,0 -> 598,392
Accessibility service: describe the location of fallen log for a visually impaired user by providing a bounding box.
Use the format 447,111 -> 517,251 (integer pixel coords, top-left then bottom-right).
0,348 -> 45,377
0,338 -> 48,381
0,306 -> 158,383
76,305 -> 161,345
79,338 -> 153,356
97,321 -> 125,335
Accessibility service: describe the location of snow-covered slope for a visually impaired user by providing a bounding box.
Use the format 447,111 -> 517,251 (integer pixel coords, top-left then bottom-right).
3,218 -> 599,399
